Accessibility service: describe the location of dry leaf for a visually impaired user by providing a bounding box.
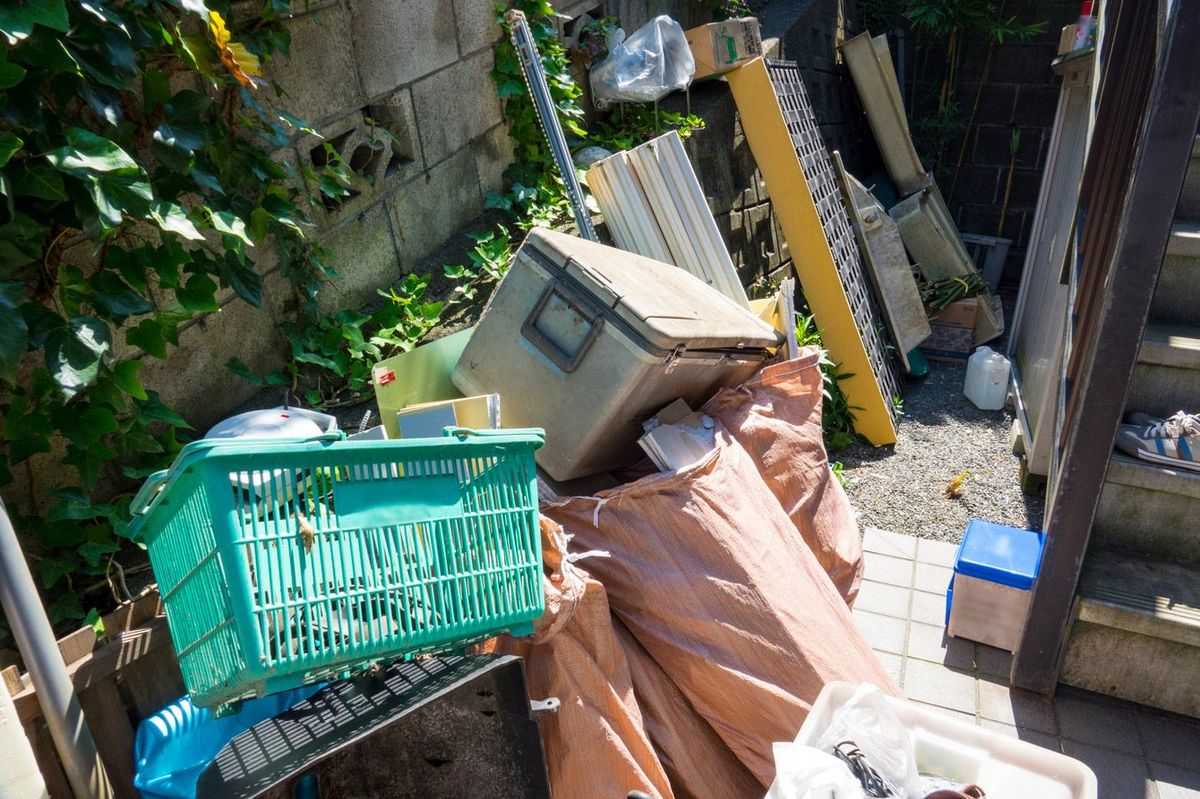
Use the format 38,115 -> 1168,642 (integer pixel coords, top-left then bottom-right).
208,11 -> 264,88
298,514 -> 316,553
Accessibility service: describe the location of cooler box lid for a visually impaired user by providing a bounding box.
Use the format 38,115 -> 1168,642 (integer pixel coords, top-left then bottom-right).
527,228 -> 781,352
954,520 -> 1045,590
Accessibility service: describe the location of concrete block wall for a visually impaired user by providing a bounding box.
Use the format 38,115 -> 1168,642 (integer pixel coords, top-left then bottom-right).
132,0 -> 511,431
898,0 -> 1083,286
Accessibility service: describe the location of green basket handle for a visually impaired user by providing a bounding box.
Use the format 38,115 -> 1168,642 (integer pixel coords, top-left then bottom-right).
129,470 -> 170,518
442,427 -> 545,445
128,431 -> 347,519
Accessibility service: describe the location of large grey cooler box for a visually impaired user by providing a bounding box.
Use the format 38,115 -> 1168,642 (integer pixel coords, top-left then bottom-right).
453,229 -> 781,480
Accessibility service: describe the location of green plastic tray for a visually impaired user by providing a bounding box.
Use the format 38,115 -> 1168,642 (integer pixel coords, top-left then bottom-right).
128,427 -> 544,708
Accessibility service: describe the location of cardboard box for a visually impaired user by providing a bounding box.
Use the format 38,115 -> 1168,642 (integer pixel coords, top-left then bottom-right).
686,18 -> 762,80
389,394 -> 500,440
922,298 -> 978,361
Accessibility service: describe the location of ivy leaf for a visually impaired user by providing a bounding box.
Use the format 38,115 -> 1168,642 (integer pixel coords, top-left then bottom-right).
45,316 -> 112,399
142,67 -> 170,113
179,0 -> 211,18
84,173 -> 153,233
209,209 -> 253,245
163,89 -> 212,122
0,281 -> 29,382
126,317 -> 167,359
78,539 -> 119,569
90,271 -> 153,322
35,556 -> 76,590
0,61 -> 26,90
112,359 -> 147,400
135,390 -> 191,428
0,214 -> 48,275
0,131 -> 22,167
46,593 -> 85,625
46,128 -> 141,177
152,123 -> 205,173
10,161 -> 67,200
149,200 -> 203,241
0,0 -> 69,45
219,253 -> 262,307
65,24 -> 137,89
77,0 -> 128,34
83,607 -> 106,639
175,273 -> 219,312
189,166 -> 223,195
484,190 -> 513,211
11,28 -> 77,72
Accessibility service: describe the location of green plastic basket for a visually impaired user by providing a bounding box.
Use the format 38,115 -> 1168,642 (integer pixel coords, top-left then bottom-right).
127,427 -> 545,708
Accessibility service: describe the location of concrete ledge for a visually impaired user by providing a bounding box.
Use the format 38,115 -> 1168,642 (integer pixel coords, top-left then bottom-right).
1105,452 -> 1200,496
1062,619 -> 1200,718
1165,221 -> 1200,257
1077,551 -> 1200,648
1137,324 -> 1200,368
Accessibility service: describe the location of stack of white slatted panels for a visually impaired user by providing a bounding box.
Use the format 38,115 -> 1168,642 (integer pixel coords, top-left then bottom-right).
587,131 -> 750,309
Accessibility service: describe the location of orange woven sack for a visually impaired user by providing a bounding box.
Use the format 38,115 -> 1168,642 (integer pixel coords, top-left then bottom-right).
489,518 -> 675,799
543,431 -> 896,786
703,349 -> 864,603
613,618 -> 764,798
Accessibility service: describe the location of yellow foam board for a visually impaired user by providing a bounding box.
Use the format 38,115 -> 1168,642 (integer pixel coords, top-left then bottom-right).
727,58 -> 897,445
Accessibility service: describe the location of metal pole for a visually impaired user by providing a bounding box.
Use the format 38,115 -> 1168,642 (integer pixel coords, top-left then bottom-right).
0,497 -> 113,798
505,10 -> 599,241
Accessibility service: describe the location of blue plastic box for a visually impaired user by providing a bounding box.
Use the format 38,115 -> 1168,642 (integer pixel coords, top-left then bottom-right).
945,520 -> 1045,651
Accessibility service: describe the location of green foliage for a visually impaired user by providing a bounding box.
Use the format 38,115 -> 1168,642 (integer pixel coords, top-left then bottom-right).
486,1 -> 703,230
901,0 -> 1045,179
795,309 -> 864,453
0,0 -> 338,636
903,1 -> 1046,44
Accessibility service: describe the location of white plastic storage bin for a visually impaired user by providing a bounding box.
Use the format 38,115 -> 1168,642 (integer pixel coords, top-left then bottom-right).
797,682 -> 1098,799
453,228 -> 780,480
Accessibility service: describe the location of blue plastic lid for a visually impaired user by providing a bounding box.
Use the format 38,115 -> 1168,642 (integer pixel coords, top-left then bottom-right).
954,520 -> 1045,590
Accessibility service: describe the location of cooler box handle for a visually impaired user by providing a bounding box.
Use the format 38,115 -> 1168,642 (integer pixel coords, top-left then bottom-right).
521,281 -> 605,374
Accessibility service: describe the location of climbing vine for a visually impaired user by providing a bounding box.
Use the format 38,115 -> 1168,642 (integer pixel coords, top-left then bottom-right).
0,0 -> 709,648
0,0 -> 349,639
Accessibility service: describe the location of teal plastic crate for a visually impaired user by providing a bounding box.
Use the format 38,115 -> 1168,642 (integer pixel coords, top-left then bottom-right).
127,428 -> 544,708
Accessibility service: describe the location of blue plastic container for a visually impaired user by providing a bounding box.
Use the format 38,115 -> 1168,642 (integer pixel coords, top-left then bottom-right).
134,685 -> 322,798
945,520 -> 1045,650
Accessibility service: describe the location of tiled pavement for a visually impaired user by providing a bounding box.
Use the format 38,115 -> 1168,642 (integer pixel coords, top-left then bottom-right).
855,527 -> 1200,799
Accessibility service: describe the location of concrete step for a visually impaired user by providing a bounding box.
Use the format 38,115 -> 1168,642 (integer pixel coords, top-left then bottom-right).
1096,453 -> 1200,565
1149,222 -> 1200,327
1126,324 -> 1200,417
1061,549 -> 1200,718
1180,135 -> 1200,218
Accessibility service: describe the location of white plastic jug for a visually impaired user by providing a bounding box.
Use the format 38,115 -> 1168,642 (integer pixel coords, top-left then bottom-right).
964,346 -> 1011,410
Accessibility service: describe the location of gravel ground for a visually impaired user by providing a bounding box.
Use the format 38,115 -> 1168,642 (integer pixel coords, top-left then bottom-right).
837,359 -> 1043,543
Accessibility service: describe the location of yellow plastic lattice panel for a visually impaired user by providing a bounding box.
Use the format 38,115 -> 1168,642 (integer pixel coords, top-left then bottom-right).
727,57 -> 900,446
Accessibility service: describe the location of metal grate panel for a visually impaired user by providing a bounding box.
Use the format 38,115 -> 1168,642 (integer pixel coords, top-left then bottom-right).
767,60 -> 904,422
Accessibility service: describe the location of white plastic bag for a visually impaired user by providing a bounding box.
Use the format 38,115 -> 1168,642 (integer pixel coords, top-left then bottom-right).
766,743 -> 866,799
589,15 -> 695,105
813,684 -> 921,797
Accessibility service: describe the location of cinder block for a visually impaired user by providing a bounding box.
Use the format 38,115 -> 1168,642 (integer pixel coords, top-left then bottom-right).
387,148 -> 483,265
471,123 -> 515,196
317,201 -> 403,311
138,281 -> 289,431
412,49 -> 504,168
350,0 -> 458,99
265,4 -> 364,128
454,0 -> 501,55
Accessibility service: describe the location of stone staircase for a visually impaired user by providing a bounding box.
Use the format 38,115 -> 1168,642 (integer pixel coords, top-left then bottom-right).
1059,136 -> 1200,717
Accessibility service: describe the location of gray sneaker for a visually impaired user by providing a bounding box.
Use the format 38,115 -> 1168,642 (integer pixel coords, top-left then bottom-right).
1115,411 -> 1200,471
